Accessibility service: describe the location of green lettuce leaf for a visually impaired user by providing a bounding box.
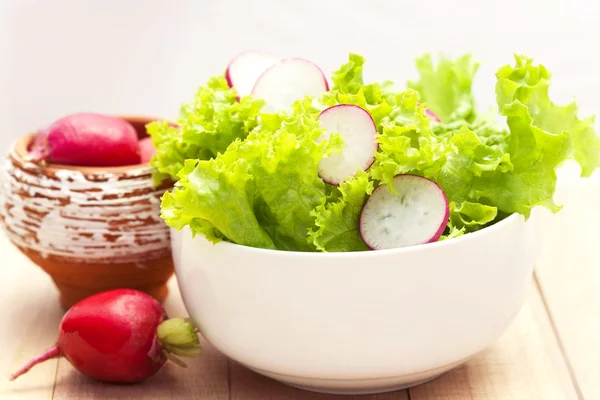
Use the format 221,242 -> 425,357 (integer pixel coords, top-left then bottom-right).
160,52 -> 600,253
408,54 -> 581,218
449,201 -> 498,231
439,223 -> 465,241
325,56 -> 451,190
433,104 -> 571,218
330,53 -> 366,94
161,99 -> 343,251
147,76 -> 264,184
496,55 -> 600,176
309,170 -> 373,252
433,125 -> 512,202
322,83 -> 395,130
370,91 -> 452,189
408,54 -> 480,123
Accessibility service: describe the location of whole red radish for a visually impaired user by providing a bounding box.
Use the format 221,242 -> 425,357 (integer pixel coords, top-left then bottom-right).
9,289 -> 201,383
27,113 -> 141,167
138,137 -> 156,164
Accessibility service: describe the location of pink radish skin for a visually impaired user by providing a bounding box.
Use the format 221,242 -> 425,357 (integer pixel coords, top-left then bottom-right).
317,104 -> 378,185
425,108 -> 441,122
415,103 -> 441,122
252,58 -> 329,113
359,175 -> 449,250
138,137 -> 156,164
9,289 -> 201,383
225,51 -> 280,98
27,113 -> 141,167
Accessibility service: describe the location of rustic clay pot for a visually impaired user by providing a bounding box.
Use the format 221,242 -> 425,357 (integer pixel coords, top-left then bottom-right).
0,116 -> 174,308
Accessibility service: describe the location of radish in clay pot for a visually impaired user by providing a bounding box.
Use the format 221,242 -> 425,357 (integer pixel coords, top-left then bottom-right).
138,137 -> 156,164
9,289 -> 202,383
27,113 -> 141,166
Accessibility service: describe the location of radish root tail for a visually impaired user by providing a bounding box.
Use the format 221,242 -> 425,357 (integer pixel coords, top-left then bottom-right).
9,345 -> 61,381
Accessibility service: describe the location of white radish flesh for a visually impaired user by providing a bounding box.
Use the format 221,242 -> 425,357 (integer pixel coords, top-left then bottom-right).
251,58 -> 329,113
317,104 -> 378,185
225,51 -> 280,98
359,175 -> 449,250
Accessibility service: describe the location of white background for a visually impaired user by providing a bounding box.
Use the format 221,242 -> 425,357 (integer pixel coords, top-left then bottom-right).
0,0 -> 599,153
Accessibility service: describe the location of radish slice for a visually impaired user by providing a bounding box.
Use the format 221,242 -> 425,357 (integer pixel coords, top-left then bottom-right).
425,107 -> 441,122
252,58 -> 329,113
359,175 -> 449,250
317,104 -> 378,185
225,51 -> 280,98
416,103 -> 441,123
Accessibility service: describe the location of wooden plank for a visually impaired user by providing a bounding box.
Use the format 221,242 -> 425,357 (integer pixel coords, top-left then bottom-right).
229,361 -> 409,400
409,283 -> 579,400
52,278 -> 229,400
535,178 -> 600,400
0,237 -> 62,400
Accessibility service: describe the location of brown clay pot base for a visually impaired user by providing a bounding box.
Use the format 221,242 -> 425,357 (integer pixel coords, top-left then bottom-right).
3,115 -> 176,309
17,245 -> 174,309
0,116 -> 174,309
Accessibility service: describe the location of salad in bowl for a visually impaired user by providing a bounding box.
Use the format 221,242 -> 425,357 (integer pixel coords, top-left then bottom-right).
149,51 -> 599,251
148,51 -> 599,394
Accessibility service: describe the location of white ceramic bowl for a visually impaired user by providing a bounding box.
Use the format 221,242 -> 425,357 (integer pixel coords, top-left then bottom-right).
173,213 -> 536,395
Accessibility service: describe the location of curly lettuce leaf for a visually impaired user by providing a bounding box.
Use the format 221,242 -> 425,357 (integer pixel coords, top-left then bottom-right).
146,121 -> 207,185
147,76 -> 264,183
433,125 -> 513,202
496,55 -> 600,176
322,83 -> 396,130
407,54 -> 582,217
159,52 -> 600,252
370,91 -> 453,189
433,104 -> 571,218
449,201 -> 498,231
408,54 -> 480,123
325,56 -> 451,189
324,55 -> 398,129
309,170 -> 373,252
330,53 -> 366,94
161,99 -> 343,251
440,222 -> 465,241
160,160 -> 225,243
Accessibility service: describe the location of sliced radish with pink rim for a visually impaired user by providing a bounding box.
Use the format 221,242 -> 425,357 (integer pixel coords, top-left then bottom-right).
316,104 -> 378,185
252,58 -> 329,113
225,51 -> 280,98
416,103 -> 441,123
424,107 -> 441,122
359,175 -> 449,250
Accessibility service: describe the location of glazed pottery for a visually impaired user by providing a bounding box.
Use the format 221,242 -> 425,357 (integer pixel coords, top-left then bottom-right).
0,116 -> 173,308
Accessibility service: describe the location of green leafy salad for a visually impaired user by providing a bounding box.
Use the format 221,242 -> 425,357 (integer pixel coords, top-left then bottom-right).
147,52 -> 600,252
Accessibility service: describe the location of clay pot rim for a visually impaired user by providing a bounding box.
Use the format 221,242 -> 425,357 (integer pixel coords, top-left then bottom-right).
13,114 -> 169,174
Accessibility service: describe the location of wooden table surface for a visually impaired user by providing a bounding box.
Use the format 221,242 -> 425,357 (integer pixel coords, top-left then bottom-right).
1,180 -> 598,400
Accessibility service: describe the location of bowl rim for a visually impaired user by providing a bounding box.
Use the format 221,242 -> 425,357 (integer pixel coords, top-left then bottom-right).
178,212 -> 526,258
12,114 -> 170,174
